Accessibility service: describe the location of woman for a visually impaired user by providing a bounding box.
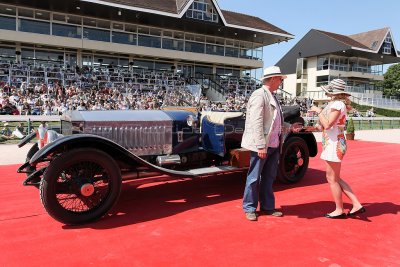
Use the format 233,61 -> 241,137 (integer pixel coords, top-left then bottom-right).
310,79 -> 365,219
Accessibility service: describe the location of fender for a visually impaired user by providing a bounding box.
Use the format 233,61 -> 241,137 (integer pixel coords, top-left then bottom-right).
30,134 -> 198,177
17,131 -> 36,148
284,132 -> 318,157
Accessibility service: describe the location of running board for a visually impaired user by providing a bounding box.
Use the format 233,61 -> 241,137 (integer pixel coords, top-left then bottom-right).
186,166 -> 247,175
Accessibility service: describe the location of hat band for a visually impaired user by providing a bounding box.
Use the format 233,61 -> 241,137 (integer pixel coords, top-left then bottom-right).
262,72 -> 283,78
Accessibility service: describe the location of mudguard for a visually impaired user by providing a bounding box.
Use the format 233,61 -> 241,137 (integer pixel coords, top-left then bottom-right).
17,131 -> 36,148
284,132 -> 318,157
29,134 -> 198,177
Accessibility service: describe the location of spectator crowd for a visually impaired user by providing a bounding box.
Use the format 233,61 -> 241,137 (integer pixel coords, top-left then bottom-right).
0,61 -> 311,117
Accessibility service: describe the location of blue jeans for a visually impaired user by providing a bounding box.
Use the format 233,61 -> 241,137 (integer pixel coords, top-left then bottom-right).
243,147 -> 280,213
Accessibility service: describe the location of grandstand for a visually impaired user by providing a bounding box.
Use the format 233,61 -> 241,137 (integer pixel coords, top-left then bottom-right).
0,0 -> 294,113
0,1 -> 398,136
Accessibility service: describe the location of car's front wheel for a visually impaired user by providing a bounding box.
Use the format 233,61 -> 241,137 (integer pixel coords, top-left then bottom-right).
40,148 -> 121,225
277,136 -> 309,184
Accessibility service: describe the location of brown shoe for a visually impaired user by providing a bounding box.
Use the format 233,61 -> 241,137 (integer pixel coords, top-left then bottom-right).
260,209 -> 283,217
245,212 -> 257,221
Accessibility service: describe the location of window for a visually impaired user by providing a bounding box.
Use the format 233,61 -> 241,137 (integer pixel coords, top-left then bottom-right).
206,44 -> 224,56
134,60 -> 154,70
53,13 -> 66,22
0,16 -> 15,30
239,42 -> 253,59
18,8 -> 34,18
383,33 -> 392,54
21,49 -> 35,60
35,50 -> 63,62
317,56 -> 329,70
35,11 -> 50,20
82,54 -> 93,66
83,18 -> 97,27
125,24 -> 137,33
0,5 -> 16,16
138,35 -> 161,48
162,38 -> 184,51
19,19 -> 50,35
112,32 -> 136,45
185,41 -> 205,53
371,41 -> 378,50
52,23 -> 82,39
195,65 -> 212,76
94,56 -> 117,66
253,46 -> 263,60
67,16 -> 81,25
0,46 -> 15,58
155,62 -> 173,71
113,23 -> 124,31
83,27 -> 110,42
316,76 -> 329,87
163,30 -> 173,38
185,0 -> 218,23
225,47 -> 238,57
97,20 -> 110,29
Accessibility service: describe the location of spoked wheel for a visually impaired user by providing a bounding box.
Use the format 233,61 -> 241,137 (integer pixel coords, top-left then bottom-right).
277,137 -> 309,184
40,148 -> 121,225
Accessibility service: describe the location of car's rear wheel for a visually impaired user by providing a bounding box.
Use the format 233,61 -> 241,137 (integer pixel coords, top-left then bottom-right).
40,148 -> 121,225
277,136 -> 309,184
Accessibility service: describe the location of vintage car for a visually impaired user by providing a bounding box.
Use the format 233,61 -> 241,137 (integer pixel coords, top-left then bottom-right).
17,102 -> 317,225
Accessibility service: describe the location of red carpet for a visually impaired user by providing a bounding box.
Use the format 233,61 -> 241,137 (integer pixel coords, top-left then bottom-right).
1,141 -> 400,266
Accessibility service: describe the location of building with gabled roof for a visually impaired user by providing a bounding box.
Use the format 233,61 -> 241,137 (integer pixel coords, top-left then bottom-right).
0,0 -> 293,88
277,27 -> 400,102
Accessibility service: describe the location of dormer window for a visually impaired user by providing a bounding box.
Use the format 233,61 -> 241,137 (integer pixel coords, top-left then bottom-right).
371,41 -> 378,50
186,0 -> 218,23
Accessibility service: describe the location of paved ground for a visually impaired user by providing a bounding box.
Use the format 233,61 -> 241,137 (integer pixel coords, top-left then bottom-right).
2,141 -> 400,266
312,128 -> 400,143
0,129 -> 399,165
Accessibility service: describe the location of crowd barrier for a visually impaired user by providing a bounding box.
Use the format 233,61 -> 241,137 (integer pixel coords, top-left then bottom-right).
2,115 -> 400,133
304,117 -> 400,130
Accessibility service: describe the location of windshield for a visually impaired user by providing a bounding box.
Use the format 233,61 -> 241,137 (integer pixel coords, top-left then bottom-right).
162,84 -> 201,107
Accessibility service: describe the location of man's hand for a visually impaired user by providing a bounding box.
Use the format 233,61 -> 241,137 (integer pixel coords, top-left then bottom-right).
257,147 -> 267,159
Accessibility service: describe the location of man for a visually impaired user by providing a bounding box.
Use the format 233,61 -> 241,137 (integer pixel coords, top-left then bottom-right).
241,66 -> 295,221
1,122 -> 14,141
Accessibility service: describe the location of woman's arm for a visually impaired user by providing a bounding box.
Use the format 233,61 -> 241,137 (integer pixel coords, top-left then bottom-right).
318,109 -> 341,130
309,105 -> 341,130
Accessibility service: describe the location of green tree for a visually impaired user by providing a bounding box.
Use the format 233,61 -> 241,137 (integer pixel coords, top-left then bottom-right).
383,63 -> 400,98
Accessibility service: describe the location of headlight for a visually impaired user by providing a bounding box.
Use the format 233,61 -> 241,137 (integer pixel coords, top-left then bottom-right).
46,130 -> 62,145
186,115 -> 198,127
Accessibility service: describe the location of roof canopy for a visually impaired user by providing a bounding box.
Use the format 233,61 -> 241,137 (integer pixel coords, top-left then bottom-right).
1,0 -> 294,45
277,27 -> 400,74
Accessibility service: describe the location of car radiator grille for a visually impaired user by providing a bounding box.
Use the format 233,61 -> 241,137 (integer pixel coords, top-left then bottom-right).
87,124 -> 172,156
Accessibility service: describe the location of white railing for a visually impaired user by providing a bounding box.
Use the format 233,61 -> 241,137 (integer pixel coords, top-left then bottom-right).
303,117 -> 400,130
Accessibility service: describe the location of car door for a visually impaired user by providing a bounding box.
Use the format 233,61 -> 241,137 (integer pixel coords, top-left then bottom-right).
201,115 -> 225,157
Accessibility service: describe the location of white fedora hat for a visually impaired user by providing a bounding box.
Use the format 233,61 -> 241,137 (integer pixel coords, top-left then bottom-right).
321,79 -> 351,96
260,66 -> 287,81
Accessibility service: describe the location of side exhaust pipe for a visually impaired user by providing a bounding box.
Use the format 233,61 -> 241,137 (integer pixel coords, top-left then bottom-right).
156,155 -> 181,166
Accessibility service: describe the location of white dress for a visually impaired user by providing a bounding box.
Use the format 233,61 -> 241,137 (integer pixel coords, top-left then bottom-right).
320,101 -> 347,162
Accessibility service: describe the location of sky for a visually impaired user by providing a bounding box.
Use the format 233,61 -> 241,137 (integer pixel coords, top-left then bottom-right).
217,0 -> 400,70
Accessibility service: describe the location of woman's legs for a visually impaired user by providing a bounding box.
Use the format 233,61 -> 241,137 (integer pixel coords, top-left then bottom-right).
338,178 -> 363,213
325,161 -> 344,216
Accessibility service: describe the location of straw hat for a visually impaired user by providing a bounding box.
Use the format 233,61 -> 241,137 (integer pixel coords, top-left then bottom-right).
260,66 -> 287,81
321,79 -> 351,96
